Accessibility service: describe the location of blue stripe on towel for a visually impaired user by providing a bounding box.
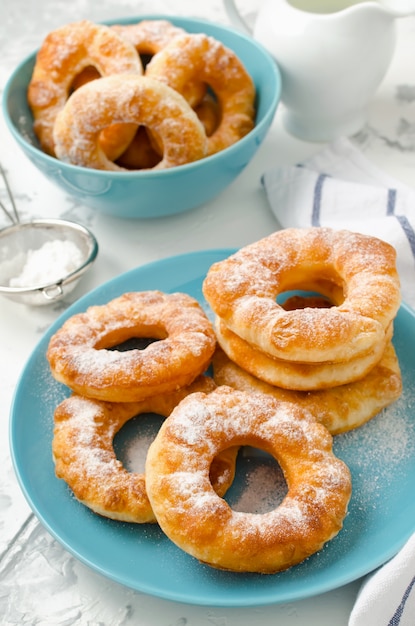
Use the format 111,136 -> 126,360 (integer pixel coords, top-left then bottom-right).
311,174 -> 328,226
386,188 -> 415,260
388,573 -> 415,625
387,188 -> 397,215
396,215 -> 415,259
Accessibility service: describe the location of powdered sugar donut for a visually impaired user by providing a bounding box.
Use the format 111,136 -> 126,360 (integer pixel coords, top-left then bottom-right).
145,385 -> 352,573
212,345 -> 402,435
203,228 -> 401,364
111,19 -> 206,108
52,376 -> 239,523
27,20 -> 143,157
214,316 -> 394,390
53,74 -> 208,170
46,290 -> 216,402
146,33 -> 256,155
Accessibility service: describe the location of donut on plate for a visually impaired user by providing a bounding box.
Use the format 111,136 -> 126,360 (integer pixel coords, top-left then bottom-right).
202,227 -> 401,364
146,385 -> 351,573
214,316 -> 394,390
212,345 -> 402,435
52,375 -> 239,523
46,290 -> 216,402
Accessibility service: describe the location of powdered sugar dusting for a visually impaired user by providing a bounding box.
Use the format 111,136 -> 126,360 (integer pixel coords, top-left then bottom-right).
169,390 -> 319,453
336,384 -> 415,508
229,451 -> 288,514
9,239 -> 84,287
122,432 -> 153,473
155,387 -> 351,556
203,228 -> 400,362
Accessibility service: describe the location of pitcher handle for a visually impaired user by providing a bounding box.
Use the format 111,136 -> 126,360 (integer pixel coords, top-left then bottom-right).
223,0 -> 253,34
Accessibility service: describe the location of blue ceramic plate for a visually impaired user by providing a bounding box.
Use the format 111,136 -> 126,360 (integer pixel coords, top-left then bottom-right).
9,250 -> 415,607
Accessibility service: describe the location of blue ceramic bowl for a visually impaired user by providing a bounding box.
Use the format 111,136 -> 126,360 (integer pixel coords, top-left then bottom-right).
2,15 -> 281,219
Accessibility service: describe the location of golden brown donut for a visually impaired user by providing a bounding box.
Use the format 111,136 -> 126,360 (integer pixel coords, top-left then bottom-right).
214,316 -> 394,390
148,91 -> 221,157
46,291 -> 216,402
27,20 -> 143,158
111,20 -> 206,107
146,33 -> 256,155
52,376 -> 239,523
68,63 -> 139,163
53,74 -> 208,170
212,346 -> 402,435
145,385 -> 352,573
203,228 -> 401,363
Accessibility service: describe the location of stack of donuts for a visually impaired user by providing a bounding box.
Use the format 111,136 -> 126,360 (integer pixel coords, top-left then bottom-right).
47,291 -> 240,524
27,19 -> 256,171
46,227 -> 403,575
203,226 -> 403,435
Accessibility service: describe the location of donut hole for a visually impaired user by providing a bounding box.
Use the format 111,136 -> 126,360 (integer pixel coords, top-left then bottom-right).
115,125 -> 162,170
276,271 -> 348,309
221,446 -> 288,514
194,88 -> 221,137
113,411 -> 164,473
278,289 -> 336,310
69,65 -> 101,94
139,53 -> 153,69
107,336 -> 159,352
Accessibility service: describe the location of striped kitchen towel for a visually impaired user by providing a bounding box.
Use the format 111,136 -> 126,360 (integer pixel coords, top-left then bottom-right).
262,137 -> 415,308
348,532 -> 415,626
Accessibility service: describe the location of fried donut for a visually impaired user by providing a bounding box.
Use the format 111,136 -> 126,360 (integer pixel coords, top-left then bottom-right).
68,63 -> 139,163
145,385 -> 352,573
111,20 -> 206,107
146,33 -> 256,155
212,346 -> 402,435
203,228 -> 401,363
52,376 -> 239,523
147,91 -> 221,158
28,20 -> 143,158
46,291 -> 216,402
53,74 -> 208,170
214,316 -> 394,390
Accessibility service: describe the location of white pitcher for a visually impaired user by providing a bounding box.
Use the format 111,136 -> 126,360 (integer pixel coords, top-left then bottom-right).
224,0 -> 415,141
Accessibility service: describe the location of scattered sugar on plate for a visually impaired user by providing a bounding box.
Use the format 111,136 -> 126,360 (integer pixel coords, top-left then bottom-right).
224,448 -> 288,514
123,432 -> 155,474
335,386 -> 415,510
231,458 -> 288,514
